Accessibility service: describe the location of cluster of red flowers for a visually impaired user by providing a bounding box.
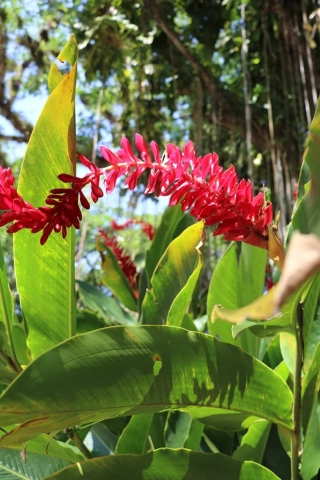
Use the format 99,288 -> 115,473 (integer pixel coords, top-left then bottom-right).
110,219 -> 156,241
0,134 -> 273,248
97,229 -> 139,296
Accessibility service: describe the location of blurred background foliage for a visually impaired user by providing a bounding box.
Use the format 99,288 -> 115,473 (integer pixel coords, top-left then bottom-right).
0,0 -> 319,289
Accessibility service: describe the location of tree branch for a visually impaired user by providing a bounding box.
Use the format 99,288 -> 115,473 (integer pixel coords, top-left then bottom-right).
146,0 -> 269,152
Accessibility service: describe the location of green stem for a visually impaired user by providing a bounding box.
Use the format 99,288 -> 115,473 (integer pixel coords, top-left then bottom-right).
0,283 -> 22,374
66,428 -> 93,459
291,303 -> 303,480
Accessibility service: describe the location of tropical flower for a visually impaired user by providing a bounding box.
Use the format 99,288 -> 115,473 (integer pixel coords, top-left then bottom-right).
110,219 -> 156,241
97,229 -> 139,296
0,134 -> 274,251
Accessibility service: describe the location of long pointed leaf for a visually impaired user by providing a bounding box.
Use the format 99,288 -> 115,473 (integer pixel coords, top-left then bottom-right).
0,325 -> 292,446
44,448 -> 280,480
13,36 -> 78,357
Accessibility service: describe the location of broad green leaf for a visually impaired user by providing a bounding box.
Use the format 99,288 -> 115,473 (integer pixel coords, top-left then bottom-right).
0,244 -> 13,356
44,448 -> 280,480
84,423 -> 118,456
233,419 -> 271,463
237,243 -> 267,355
165,412 -> 194,448
76,310 -> 106,334
302,342 -> 320,432
0,432 -> 83,480
238,244 -> 267,308
148,413 -> 166,449
76,280 -> 136,325
15,434 -> 83,463
142,222 -> 204,325
184,408 -> 260,431
14,37 -> 78,357
222,276 -> 312,341
100,245 -> 137,312
303,273 -> 320,360
212,286 -> 278,325
279,332 -> 296,376
262,424 -> 291,480
145,205 -> 184,282
115,414 -> 153,454
262,335 -> 283,369
0,448 -> 70,479
0,325 -> 293,446
207,243 -> 239,345
292,99 -> 320,237
183,418 -> 204,450
300,399 -> 320,480
0,363 -> 16,384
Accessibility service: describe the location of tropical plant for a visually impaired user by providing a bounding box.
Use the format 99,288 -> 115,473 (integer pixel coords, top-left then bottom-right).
0,36 -> 319,480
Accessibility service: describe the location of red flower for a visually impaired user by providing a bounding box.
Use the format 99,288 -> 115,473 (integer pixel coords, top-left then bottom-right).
111,219 -> 156,241
0,134 -> 274,249
98,229 -> 139,296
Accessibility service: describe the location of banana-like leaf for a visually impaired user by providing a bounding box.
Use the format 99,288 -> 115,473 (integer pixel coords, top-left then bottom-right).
13,36 -> 78,357
292,98 -> 320,237
142,222 -> 204,325
100,245 -> 138,312
115,413 -> 153,454
0,325 -> 292,446
145,205 -> 185,282
0,433 -> 83,480
44,448 -> 280,480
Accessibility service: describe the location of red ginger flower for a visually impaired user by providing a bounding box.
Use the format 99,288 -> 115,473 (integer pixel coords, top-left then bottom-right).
0,134 -> 273,249
111,219 -> 156,241
97,229 -> 139,296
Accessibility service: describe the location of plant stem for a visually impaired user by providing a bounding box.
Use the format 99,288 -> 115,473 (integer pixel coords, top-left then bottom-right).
291,302 -> 303,480
66,428 -> 93,459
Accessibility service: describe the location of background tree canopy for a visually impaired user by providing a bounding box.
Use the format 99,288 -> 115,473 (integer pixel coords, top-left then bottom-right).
0,0 -> 319,232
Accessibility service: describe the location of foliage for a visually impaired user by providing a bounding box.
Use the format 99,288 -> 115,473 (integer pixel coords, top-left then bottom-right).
0,25 -> 320,480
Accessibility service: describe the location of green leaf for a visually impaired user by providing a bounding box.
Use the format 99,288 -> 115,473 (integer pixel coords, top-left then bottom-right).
44,449 -> 281,480
100,245 -> 137,312
0,245 -> 13,356
208,243 -> 267,353
300,399 -> 320,480
13,37 -> 78,357
237,243 -> 267,355
238,244 -> 267,308
148,413 -> 166,449
145,205 -> 185,282
0,448 -> 69,479
115,414 -> 153,454
207,243 -> 238,345
84,423 -> 118,456
21,434 -> 83,463
292,99 -> 320,237
233,419 -> 271,463
183,418 -> 204,450
76,280 -> 136,325
165,412 -> 203,451
0,432 -> 83,480
0,363 -> 16,384
142,222 -> 204,326
165,412 -> 193,448
302,342 -> 320,432
0,325 -> 293,446
303,273 -> 320,361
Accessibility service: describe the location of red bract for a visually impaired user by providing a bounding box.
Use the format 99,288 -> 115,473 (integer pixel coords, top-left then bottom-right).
0,134 -> 274,249
97,229 -> 139,296
111,219 -> 156,241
